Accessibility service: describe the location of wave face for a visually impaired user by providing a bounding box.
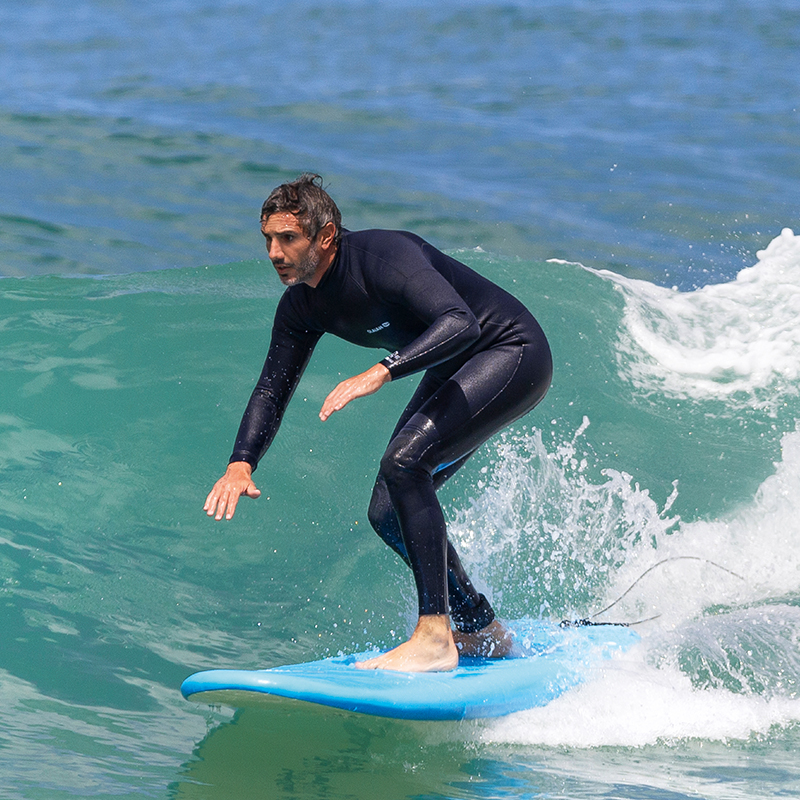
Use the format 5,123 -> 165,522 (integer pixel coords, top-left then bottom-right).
2,231 -> 800,796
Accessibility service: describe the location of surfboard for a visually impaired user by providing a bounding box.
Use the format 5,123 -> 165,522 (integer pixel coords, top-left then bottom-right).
181,620 -> 639,720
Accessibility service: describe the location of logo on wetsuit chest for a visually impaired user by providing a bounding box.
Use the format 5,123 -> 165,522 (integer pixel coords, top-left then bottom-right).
367,321 -> 390,334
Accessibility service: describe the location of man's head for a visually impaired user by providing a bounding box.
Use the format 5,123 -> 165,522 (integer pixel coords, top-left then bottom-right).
260,174 -> 341,287
261,173 -> 341,245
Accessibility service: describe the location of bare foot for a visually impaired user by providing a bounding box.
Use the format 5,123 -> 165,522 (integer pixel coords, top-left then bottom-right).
452,619 -> 516,658
356,614 -> 459,672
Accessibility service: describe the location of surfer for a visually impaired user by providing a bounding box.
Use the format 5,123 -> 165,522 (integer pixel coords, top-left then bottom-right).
204,174 -> 552,672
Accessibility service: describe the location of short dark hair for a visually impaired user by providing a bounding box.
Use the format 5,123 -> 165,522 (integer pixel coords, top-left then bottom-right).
261,174 -> 342,244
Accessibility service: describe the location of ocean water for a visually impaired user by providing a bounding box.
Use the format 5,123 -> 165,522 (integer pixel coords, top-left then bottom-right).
2,1 -> 800,798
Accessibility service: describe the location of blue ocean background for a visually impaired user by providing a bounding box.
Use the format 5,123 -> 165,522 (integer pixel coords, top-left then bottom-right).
2,1 -> 800,797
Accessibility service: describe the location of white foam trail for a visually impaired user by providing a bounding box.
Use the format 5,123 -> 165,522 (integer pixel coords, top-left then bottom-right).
603,425 -> 800,626
456,424 -> 800,746
595,228 -> 800,408
450,226 -> 800,744
481,649 -> 800,747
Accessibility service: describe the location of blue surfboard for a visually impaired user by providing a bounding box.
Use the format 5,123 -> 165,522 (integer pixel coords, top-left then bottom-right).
181,620 -> 638,720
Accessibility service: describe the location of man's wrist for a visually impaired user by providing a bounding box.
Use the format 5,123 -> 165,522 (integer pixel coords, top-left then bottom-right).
227,460 -> 253,476
374,363 -> 391,383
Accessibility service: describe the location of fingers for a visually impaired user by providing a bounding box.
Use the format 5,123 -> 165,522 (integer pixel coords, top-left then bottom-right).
204,483 -> 240,520
319,381 -> 352,421
204,464 -> 259,521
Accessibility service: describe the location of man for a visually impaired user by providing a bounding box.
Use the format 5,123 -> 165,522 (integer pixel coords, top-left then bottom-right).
204,174 -> 552,672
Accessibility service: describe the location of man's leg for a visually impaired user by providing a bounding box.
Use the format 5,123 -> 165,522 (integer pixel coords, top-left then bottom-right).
359,339 -> 551,671
368,468 -> 509,661
368,370 -> 499,633
368,455 -> 495,634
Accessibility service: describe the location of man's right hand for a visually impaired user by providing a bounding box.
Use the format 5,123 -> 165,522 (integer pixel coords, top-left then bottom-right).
203,461 -> 261,521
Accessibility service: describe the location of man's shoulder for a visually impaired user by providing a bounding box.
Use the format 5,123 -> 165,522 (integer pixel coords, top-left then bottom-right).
342,229 -> 443,273
273,285 -> 321,332
342,228 -> 425,252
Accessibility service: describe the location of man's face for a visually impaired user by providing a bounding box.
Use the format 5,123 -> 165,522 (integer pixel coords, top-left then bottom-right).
261,212 -> 321,287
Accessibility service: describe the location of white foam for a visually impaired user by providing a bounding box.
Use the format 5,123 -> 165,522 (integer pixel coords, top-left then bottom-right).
449,227 -> 800,743
454,423 -> 800,746
481,650 -> 800,748
451,423 -> 677,618
604,425 -> 800,626
594,228 -> 800,408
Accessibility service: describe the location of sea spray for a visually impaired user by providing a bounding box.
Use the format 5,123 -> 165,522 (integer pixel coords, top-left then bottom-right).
469,425 -> 800,747
449,421 -> 679,621
449,233 -> 800,747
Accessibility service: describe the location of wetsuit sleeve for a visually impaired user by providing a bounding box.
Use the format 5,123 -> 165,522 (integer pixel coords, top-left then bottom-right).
229,314 -> 321,471
378,263 -> 481,380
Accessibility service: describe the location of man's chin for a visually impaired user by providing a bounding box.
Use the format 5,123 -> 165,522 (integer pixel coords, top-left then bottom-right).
279,271 -> 316,287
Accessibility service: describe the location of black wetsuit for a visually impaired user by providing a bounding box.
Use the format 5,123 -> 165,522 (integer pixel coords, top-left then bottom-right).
230,229 -> 552,632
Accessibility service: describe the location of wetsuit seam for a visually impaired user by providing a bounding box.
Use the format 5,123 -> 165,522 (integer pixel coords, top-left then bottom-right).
398,314 -> 473,363
474,346 -> 525,418
415,345 -> 525,468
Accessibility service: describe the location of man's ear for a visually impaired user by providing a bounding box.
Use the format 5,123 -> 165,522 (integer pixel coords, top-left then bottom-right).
317,221 -> 338,251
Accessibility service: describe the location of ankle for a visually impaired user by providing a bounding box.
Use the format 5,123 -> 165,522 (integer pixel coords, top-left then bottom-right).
413,614 -> 455,647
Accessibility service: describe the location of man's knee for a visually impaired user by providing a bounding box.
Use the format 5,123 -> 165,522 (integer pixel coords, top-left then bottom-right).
379,426 -> 431,488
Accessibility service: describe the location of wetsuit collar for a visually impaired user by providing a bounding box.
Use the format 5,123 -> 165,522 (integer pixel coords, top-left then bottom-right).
312,238 -> 342,291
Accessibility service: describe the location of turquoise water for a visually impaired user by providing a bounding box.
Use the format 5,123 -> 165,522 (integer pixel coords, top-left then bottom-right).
2,1 -> 800,798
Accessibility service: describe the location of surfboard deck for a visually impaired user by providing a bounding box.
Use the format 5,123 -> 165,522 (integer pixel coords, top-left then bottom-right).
181,621 -> 638,720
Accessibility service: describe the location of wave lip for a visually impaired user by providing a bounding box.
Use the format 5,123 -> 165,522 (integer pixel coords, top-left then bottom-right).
597,228 -> 800,408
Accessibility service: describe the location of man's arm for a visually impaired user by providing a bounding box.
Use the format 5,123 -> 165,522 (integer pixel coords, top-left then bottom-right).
204,308 -> 321,521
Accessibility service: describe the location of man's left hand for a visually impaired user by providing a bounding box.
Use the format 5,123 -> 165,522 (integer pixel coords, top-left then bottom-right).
320,363 -> 391,421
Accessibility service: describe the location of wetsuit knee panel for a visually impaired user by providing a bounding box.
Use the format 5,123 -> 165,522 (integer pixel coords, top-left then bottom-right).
379,425 -> 435,483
